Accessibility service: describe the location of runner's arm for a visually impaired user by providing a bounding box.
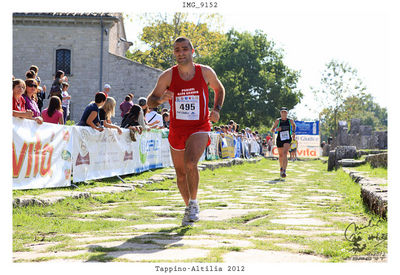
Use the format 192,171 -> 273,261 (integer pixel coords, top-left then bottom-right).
147,69 -> 173,108
203,66 -> 225,112
270,120 -> 279,132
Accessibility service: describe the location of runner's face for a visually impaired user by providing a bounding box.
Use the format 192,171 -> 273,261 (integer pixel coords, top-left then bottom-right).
173,41 -> 193,64
280,111 -> 288,119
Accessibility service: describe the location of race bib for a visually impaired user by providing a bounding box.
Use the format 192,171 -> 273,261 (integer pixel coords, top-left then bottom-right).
280,130 -> 290,141
175,95 -> 200,120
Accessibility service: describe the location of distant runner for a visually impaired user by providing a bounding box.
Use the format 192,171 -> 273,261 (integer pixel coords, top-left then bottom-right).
147,36 -> 225,226
289,138 -> 298,161
270,107 -> 296,178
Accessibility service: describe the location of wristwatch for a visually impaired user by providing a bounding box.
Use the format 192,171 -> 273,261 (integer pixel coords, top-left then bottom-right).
214,104 -> 222,112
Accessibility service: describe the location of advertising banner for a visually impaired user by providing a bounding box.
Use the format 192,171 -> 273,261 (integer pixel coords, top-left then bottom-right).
294,120 -> 319,135
71,127 -> 168,182
271,135 -> 321,158
220,135 -> 235,159
12,117 -> 72,190
206,133 -> 220,160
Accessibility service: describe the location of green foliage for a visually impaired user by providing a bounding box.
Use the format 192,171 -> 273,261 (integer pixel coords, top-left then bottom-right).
126,13 -> 224,70
198,29 -> 302,128
314,60 -> 387,139
65,120 -> 75,126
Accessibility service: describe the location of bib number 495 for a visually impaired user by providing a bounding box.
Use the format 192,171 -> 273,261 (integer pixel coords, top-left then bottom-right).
179,103 -> 195,111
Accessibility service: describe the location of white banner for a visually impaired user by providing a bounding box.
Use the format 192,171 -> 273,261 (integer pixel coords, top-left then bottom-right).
71,127 -> 171,182
12,117 -> 72,190
271,135 -> 321,158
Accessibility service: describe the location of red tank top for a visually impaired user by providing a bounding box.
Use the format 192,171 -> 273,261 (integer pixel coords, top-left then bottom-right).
169,64 -> 210,129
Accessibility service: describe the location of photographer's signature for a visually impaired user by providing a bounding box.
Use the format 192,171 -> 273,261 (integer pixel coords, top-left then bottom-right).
344,219 -> 387,252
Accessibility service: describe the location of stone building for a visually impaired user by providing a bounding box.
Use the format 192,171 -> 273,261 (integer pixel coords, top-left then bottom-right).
13,12 -> 162,124
335,118 -> 387,149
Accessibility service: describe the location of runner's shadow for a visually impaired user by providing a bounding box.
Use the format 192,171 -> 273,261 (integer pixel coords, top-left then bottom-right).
264,178 -> 283,184
85,226 -> 191,262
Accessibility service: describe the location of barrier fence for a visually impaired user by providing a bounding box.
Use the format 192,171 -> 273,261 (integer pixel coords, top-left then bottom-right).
12,118 -> 320,190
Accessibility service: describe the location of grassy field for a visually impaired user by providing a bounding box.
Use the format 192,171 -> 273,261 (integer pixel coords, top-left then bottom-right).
12,158 -> 387,262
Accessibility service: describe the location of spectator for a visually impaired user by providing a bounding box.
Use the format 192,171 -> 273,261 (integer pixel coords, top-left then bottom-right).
145,107 -> 163,128
120,94 -> 133,118
49,70 -> 64,102
98,96 -> 123,135
29,65 -> 42,86
61,82 -> 71,124
22,79 -> 42,119
41,96 -> 64,124
121,104 -> 146,134
36,78 -> 46,112
25,70 -> 36,79
138,97 -> 148,115
77,92 -> 107,132
12,79 -> 42,124
161,108 -> 169,114
102,84 -> 111,98
266,133 -> 273,156
162,112 -> 170,129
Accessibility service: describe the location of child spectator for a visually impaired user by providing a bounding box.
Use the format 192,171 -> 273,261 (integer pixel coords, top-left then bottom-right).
49,70 -> 65,102
145,107 -> 163,128
36,78 -> 46,112
120,94 -> 133,118
12,79 -> 42,124
61,82 -> 71,124
22,79 -> 43,123
121,104 -> 145,134
162,112 -> 170,129
41,96 -> 64,124
77,92 -> 107,132
99,96 -> 122,134
25,70 -> 36,79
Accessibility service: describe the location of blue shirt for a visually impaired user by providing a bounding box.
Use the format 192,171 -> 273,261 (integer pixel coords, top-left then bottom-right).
77,103 -> 100,126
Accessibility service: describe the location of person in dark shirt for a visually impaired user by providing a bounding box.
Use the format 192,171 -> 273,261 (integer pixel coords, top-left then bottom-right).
77,92 -> 107,132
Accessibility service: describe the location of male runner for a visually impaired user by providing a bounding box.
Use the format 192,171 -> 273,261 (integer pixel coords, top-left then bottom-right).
147,37 -> 225,226
270,107 -> 296,178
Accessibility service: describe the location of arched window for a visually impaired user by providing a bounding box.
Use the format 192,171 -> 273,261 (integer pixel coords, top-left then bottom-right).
55,49 -> 71,75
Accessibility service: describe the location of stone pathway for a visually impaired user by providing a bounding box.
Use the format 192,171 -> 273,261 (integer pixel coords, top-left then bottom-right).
13,158 -> 387,263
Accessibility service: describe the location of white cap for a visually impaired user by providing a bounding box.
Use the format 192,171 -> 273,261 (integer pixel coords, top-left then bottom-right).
104,84 -> 111,89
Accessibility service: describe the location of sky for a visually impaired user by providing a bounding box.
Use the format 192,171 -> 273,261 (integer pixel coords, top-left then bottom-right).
124,9 -> 389,120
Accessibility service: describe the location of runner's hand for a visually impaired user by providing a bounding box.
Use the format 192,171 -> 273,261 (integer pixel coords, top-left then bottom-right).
209,110 -> 220,123
160,90 -> 174,102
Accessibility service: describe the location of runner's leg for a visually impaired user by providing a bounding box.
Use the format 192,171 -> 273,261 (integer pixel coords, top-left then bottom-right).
184,133 -> 209,200
170,148 -> 190,206
278,147 -> 285,169
282,143 -> 290,170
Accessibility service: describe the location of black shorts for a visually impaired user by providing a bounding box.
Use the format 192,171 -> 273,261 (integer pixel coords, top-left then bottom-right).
276,138 -> 292,148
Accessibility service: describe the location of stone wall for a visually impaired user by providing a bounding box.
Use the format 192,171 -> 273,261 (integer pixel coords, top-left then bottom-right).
335,119 -> 387,150
107,53 -> 162,124
13,13 -> 162,124
366,153 -> 387,168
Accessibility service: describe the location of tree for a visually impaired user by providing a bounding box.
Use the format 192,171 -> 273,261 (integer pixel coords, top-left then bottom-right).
126,13 -> 224,70
312,60 -> 368,137
197,29 -> 302,128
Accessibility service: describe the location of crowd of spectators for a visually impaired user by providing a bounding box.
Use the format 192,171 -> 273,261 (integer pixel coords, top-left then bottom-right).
210,120 -> 273,157
12,65 -> 274,155
12,65 -> 71,126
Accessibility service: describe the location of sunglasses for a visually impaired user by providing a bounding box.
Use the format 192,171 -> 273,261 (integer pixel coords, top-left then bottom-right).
26,83 -> 37,88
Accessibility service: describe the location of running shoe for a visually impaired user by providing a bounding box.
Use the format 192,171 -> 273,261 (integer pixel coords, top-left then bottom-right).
280,167 -> 284,177
181,205 -> 193,226
282,169 -> 287,178
188,200 -> 200,222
